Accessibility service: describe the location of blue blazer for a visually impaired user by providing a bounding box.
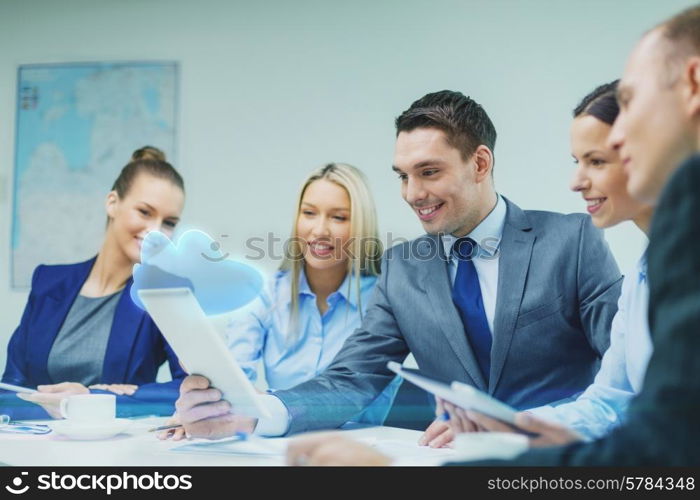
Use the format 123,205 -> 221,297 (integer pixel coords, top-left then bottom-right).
1,257 -> 186,418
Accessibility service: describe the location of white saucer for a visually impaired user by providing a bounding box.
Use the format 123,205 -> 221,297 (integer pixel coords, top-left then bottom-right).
49,418 -> 132,440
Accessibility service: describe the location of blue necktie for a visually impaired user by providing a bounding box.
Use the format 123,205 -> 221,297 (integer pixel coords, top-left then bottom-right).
451,237 -> 492,383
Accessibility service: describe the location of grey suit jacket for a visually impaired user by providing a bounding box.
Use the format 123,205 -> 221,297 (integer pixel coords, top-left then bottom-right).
275,198 -> 622,434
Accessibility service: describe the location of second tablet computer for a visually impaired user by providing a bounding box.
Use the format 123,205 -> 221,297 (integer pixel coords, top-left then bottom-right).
387,361 -> 517,425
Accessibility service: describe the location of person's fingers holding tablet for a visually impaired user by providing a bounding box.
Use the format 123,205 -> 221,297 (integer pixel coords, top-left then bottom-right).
514,412 -> 584,447
176,392 -> 230,425
444,401 -> 478,434
464,409 -> 515,433
179,375 -> 210,393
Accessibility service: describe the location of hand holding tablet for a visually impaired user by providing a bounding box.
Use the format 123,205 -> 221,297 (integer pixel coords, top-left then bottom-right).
138,288 -> 271,419
387,361 -> 517,425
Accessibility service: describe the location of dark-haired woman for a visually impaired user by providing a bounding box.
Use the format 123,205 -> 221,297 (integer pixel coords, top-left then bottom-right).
1,147 -> 187,419
514,81 -> 655,440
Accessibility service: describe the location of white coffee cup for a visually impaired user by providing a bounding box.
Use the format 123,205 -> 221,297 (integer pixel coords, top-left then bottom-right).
452,432 -> 529,461
59,394 -> 116,423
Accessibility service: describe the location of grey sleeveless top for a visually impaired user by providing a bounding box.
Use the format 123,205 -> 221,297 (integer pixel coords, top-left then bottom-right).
46,291 -> 122,386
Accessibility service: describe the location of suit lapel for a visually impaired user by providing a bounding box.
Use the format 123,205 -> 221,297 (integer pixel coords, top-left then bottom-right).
419,235 -> 488,390
32,259 -> 95,382
101,278 -> 145,383
490,199 -> 534,393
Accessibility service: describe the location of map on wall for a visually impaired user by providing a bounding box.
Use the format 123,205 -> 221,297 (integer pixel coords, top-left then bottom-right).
11,62 -> 178,288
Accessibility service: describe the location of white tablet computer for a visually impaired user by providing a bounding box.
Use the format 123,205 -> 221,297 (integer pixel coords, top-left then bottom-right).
387,361 -> 517,425
138,288 -> 271,418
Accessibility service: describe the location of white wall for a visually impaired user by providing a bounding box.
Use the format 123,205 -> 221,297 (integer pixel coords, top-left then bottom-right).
1,0 -> 696,372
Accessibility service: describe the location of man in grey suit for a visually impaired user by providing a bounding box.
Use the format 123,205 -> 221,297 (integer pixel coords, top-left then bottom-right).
173,91 -> 622,439
286,5 -> 700,466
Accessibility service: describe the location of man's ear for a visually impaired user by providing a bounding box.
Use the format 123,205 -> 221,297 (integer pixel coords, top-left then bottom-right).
683,56 -> 700,117
105,191 -> 119,220
472,144 -> 494,183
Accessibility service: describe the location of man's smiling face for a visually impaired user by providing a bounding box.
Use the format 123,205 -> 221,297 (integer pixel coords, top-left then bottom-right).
393,127 -> 490,237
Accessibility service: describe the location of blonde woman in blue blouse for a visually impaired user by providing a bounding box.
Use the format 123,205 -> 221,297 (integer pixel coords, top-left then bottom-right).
228,163 -> 400,424
161,163 -> 400,440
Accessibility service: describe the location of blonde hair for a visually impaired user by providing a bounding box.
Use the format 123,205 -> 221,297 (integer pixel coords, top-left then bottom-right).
280,163 -> 382,339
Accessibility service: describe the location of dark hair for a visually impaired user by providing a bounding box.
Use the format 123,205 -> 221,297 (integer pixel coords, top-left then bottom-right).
573,80 -> 620,125
111,146 -> 184,198
660,4 -> 700,55
395,90 -> 497,162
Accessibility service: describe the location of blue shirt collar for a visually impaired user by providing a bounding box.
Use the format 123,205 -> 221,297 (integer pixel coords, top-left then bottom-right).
441,194 -> 506,260
298,268 -> 314,297
297,268 -> 366,308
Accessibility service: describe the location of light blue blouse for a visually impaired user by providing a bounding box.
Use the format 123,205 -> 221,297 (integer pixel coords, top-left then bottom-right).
528,250 -> 653,440
226,269 -> 400,425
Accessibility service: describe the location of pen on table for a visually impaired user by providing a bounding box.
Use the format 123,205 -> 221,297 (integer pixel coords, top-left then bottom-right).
147,423 -> 257,436
148,427 -> 271,447
149,426 -> 249,443
148,423 -> 183,433
148,426 -> 252,438
148,425 -> 255,437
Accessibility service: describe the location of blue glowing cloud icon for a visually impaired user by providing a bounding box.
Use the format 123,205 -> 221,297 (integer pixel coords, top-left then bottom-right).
131,230 -> 263,315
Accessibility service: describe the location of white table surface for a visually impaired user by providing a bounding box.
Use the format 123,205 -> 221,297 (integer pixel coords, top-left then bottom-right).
0,417 -> 457,466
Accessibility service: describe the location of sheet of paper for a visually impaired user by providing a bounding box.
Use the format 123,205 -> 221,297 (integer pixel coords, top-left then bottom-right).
170,434 -> 456,465
372,439 -> 457,464
170,435 -> 289,456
